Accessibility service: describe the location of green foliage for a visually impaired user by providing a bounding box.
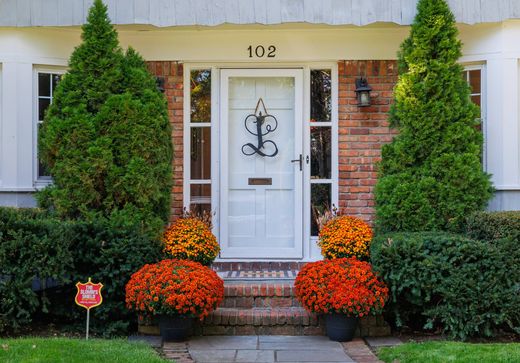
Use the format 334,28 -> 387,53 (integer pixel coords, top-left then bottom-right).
375,0 -> 493,232
0,338 -> 168,363
0,208 -> 73,332
38,0 -> 172,234
0,208 -> 163,335
465,211 -> 520,241
371,232 -> 520,340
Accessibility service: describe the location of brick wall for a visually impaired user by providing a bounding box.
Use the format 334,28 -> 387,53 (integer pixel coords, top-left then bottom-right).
146,60 -> 397,226
338,60 -> 398,224
146,61 -> 184,220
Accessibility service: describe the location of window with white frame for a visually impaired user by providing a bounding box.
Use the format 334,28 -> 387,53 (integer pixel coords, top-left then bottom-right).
462,65 -> 486,169
35,70 -> 63,181
310,69 -> 333,236
188,69 -> 212,214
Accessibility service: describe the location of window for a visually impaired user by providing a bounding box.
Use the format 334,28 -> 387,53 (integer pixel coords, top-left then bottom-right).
310,69 -> 333,236
35,70 -> 63,181
463,65 -> 486,168
188,69 -> 212,214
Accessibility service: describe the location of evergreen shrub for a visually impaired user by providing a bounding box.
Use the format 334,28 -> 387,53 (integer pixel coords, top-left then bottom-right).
371,232 -> 520,340
38,0 -> 172,235
465,211 -> 520,241
0,208 -> 163,335
375,0 -> 493,232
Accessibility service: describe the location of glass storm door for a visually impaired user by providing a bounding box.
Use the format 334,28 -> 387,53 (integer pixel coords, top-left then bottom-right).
220,69 -> 303,258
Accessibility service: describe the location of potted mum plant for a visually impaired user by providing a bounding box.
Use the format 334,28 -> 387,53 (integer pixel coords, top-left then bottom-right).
318,215 -> 373,260
295,258 -> 388,341
125,259 -> 224,341
163,216 -> 220,265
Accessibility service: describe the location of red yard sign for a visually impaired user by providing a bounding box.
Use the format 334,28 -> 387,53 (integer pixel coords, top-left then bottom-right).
75,278 -> 103,310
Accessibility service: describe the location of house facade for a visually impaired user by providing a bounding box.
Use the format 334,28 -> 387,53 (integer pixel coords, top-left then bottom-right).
0,0 -> 519,261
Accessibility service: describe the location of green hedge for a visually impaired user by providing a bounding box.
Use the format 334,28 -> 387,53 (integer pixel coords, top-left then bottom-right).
0,207 -> 163,335
465,211 -> 520,241
371,232 -> 520,340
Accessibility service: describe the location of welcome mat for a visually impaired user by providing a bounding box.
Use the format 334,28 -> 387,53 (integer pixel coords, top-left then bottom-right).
216,270 -> 299,281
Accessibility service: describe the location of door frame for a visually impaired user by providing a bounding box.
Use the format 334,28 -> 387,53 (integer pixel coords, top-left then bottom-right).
219,68 -> 304,259
183,62 -> 339,261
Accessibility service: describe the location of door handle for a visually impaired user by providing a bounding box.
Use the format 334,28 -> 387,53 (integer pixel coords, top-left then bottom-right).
291,154 -> 303,171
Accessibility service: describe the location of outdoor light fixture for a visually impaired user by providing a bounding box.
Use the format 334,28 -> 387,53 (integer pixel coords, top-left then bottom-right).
355,77 -> 372,107
155,76 -> 165,93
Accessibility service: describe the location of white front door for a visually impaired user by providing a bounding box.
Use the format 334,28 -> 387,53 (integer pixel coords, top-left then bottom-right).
220,69 -> 303,259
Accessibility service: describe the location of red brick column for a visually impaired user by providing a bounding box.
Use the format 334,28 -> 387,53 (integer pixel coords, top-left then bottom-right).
338,60 -> 398,224
146,61 -> 184,221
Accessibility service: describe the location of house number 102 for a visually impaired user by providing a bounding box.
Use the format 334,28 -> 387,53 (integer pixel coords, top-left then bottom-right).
248,45 -> 276,58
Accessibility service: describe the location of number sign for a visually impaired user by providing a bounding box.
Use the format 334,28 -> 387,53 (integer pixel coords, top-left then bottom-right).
248,45 -> 276,58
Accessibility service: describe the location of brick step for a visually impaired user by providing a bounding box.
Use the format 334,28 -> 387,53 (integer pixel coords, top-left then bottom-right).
199,307 -> 324,336
222,281 -> 299,308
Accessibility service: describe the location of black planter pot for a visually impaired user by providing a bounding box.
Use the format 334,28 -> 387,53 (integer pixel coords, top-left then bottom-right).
325,313 -> 358,342
158,315 -> 194,342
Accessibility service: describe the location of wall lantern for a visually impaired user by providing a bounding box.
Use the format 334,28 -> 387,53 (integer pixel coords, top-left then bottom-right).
155,76 -> 165,93
355,77 -> 372,107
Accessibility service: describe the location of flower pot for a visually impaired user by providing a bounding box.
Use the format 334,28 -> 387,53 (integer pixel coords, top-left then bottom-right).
325,313 -> 358,342
158,315 -> 194,342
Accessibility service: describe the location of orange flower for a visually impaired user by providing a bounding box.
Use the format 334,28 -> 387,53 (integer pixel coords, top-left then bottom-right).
163,217 -> 220,266
318,216 -> 373,260
294,258 -> 388,317
125,259 -> 224,320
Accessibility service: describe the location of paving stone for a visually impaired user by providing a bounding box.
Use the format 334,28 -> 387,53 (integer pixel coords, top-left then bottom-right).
235,349 -> 275,362
261,341 -> 343,351
189,349 -> 237,362
128,335 -> 163,348
189,336 -> 258,350
275,349 -> 353,362
365,336 -> 402,348
259,336 -> 331,343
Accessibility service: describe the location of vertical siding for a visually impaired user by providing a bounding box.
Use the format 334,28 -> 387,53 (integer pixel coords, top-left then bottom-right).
1,0 -> 520,27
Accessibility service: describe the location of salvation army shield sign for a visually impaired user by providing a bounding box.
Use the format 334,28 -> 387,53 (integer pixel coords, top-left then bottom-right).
75,277 -> 103,310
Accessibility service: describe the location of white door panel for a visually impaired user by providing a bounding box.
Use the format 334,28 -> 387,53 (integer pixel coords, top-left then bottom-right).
220,69 -> 303,258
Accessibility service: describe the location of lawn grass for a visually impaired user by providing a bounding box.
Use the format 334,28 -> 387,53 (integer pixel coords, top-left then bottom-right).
378,341 -> 520,363
0,337 -> 169,363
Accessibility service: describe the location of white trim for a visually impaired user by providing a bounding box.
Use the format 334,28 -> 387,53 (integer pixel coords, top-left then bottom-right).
462,63 -> 487,171
183,62 -> 338,261
32,66 -> 66,187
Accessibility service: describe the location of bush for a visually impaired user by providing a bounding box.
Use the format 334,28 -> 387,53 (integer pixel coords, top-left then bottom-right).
126,259 -> 224,320
295,258 -> 388,317
162,218 -> 220,266
317,216 -> 372,260
0,208 -> 73,332
371,232 -> 520,340
374,0 -> 493,232
465,211 -> 520,241
0,208 -> 163,335
38,0 -> 172,235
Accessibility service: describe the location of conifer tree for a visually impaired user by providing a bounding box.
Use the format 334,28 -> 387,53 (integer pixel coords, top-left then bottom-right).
375,0 -> 493,232
38,0 -> 172,234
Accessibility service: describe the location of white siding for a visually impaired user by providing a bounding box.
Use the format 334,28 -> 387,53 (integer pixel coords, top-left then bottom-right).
2,0 -> 520,27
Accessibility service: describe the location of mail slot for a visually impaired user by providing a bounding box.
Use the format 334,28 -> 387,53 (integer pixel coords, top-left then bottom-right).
248,177 -> 272,185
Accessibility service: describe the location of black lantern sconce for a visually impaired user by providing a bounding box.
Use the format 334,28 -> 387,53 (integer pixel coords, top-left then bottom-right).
355,77 -> 372,107
155,76 -> 165,93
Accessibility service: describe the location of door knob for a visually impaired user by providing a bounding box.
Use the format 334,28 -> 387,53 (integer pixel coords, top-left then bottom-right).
291,154 -> 303,171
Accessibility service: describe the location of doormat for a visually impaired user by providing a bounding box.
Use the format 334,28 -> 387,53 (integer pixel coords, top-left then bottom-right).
216,270 -> 299,280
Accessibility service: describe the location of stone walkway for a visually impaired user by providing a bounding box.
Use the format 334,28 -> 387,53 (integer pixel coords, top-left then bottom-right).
132,334 -> 387,363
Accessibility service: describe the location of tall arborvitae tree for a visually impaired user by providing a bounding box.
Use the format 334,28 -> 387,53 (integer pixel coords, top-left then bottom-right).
375,0 -> 493,232
38,0 -> 172,234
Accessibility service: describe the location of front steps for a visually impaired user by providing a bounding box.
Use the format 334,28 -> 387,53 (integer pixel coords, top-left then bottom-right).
198,281 -> 323,335
138,263 -> 391,337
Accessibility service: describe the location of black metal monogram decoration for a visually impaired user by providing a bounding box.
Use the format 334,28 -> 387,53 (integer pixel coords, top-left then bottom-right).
241,98 -> 279,157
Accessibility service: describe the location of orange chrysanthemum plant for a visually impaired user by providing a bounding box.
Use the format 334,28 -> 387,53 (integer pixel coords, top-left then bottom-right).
163,217 -> 220,266
125,259 -> 224,320
318,215 -> 373,260
295,258 -> 388,317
